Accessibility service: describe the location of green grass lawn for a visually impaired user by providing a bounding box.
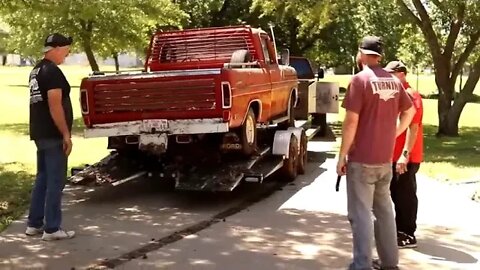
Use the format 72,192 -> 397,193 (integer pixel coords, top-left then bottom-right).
0,65 -> 112,231
0,65 -> 479,231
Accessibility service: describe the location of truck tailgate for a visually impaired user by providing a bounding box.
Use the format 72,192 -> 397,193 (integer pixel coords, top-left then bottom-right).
83,70 -> 223,125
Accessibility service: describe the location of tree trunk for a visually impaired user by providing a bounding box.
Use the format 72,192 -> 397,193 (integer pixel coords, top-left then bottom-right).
288,17 -> 300,55
2,55 -> 6,66
79,19 -> 99,72
436,58 -> 480,137
84,44 -> 99,72
438,92 -> 468,137
113,52 -> 119,72
210,0 -> 231,27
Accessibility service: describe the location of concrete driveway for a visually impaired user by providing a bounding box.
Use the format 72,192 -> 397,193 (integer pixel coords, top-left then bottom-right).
1,137 -> 479,270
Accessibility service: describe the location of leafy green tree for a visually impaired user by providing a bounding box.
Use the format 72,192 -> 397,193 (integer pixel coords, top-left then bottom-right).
352,0 -> 405,62
397,0 -> 480,136
397,25 -> 432,72
176,0 -> 258,28
1,0 -> 187,71
252,0 -> 335,55
0,20 -> 8,65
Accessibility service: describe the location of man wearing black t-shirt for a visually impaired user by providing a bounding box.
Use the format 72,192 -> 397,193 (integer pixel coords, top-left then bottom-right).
26,33 -> 75,241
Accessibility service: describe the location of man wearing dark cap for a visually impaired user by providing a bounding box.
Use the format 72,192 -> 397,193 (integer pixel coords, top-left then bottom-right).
385,60 -> 424,249
337,36 -> 416,270
26,33 -> 75,240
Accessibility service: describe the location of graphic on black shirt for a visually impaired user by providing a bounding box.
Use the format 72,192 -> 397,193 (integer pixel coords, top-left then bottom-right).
29,59 -> 73,140
29,67 -> 42,104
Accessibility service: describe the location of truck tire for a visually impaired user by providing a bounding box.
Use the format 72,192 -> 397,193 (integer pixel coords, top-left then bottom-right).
278,94 -> 295,130
297,130 -> 308,174
281,134 -> 298,182
240,108 -> 257,156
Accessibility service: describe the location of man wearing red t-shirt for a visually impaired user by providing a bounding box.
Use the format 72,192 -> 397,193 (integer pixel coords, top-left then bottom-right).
385,61 -> 424,249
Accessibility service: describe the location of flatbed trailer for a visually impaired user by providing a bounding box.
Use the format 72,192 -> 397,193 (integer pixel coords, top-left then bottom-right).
69,120 -> 323,192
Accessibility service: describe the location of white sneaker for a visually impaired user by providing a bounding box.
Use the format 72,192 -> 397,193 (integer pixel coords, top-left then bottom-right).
42,229 -> 75,241
25,226 -> 43,236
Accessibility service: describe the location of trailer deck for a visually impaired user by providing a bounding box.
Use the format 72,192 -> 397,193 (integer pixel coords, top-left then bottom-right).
69,120 -> 324,192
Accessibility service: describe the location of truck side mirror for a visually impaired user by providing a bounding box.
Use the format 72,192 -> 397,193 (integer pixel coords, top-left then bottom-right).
280,49 -> 290,66
317,68 -> 324,80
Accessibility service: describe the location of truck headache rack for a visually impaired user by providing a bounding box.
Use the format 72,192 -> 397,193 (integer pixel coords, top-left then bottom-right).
148,26 -> 259,70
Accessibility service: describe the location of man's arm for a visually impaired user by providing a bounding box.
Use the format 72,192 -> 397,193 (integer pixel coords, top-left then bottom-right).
47,89 -> 70,138
403,122 -> 419,153
339,110 -> 359,161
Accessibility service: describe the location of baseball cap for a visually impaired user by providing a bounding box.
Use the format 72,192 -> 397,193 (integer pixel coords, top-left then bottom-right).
385,60 -> 407,73
359,36 -> 383,56
43,33 -> 73,52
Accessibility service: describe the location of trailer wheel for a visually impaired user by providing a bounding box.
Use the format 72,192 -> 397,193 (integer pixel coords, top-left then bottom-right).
297,130 -> 308,174
281,134 -> 298,182
240,108 -> 257,156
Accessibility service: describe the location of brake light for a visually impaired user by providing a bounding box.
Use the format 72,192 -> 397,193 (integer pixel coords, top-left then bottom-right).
80,89 -> 89,114
221,82 -> 232,109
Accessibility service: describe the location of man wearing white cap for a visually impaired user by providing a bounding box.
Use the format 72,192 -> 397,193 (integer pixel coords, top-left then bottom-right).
26,33 -> 75,241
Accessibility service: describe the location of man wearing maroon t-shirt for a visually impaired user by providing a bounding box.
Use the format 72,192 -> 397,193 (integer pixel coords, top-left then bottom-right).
385,61 -> 424,249
337,36 -> 416,270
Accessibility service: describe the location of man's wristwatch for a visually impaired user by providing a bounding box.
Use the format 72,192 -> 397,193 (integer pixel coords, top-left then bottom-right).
402,150 -> 410,158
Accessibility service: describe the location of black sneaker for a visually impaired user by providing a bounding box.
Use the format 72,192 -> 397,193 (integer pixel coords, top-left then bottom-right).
398,232 -> 417,249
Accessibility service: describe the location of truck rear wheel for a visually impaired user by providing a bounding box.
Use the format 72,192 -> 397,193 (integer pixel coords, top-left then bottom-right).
281,134 -> 298,182
240,108 -> 257,156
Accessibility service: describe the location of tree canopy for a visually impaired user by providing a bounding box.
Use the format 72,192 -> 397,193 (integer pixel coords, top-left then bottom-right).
0,0 -> 478,135
397,0 -> 480,136
1,0 -> 187,71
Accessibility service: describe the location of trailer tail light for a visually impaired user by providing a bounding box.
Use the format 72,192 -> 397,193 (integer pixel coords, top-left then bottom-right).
80,89 -> 89,114
221,82 -> 232,109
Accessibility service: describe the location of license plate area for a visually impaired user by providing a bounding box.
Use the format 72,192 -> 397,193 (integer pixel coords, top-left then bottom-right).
139,133 -> 168,154
141,119 -> 169,133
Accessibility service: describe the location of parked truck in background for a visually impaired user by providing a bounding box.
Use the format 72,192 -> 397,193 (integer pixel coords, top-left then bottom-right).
289,56 -> 339,136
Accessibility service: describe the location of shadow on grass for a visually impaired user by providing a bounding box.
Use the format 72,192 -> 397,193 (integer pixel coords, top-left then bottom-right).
0,163 -> 34,232
0,117 -> 85,137
423,124 -> 480,167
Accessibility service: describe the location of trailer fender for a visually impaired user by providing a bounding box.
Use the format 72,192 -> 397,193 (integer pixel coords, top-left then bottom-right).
287,127 -> 304,152
272,130 -> 297,159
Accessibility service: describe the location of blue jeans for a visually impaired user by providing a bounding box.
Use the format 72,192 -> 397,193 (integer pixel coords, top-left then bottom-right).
27,139 -> 67,233
347,162 -> 398,270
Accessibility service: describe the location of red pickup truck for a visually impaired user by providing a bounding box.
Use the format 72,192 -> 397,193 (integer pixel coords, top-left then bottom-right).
80,25 -> 298,156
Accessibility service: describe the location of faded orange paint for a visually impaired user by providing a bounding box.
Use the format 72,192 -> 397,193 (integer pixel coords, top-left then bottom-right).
80,25 -> 298,132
